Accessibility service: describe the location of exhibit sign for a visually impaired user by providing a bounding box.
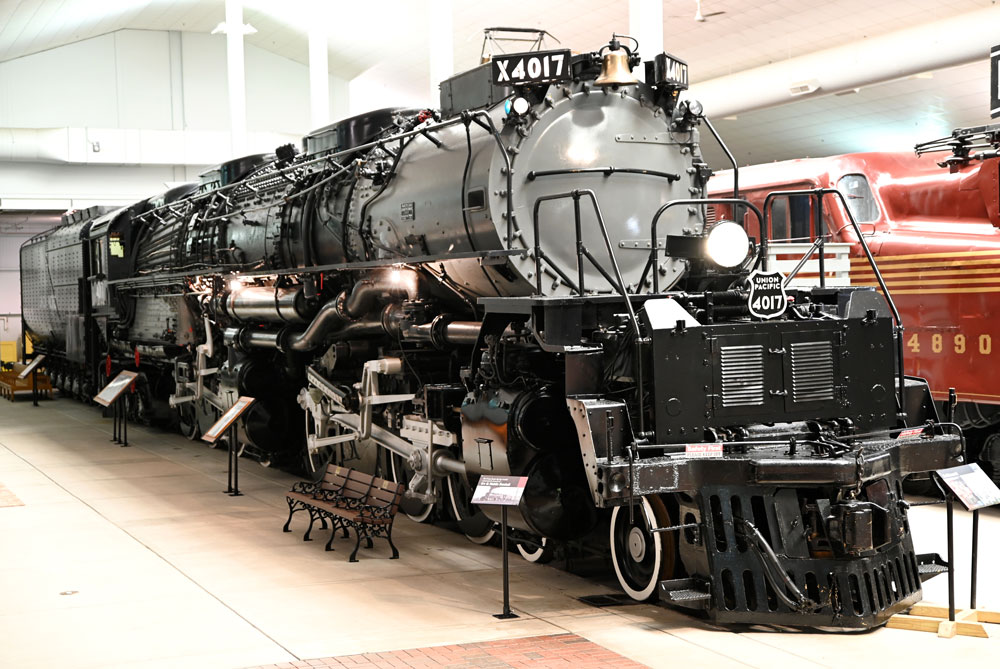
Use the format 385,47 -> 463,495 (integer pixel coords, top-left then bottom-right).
472,475 -> 528,506
17,354 -> 46,379
936,463 -> 1000,510
94,370 -> 138,407
201,396 -> 256,444
991,44 -> 999,119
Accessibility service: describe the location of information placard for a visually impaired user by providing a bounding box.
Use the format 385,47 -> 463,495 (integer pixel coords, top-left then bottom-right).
472,475 -> 528,506
201,396 -> 256,444
94,370 -> 138,407
17,354 -> 46,380
936,463 -> 1000,511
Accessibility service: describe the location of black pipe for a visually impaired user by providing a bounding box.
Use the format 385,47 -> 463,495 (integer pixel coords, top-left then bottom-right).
526,166 -> 680,182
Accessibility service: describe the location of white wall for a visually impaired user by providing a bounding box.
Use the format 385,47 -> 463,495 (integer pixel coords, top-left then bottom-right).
0,34 -> 120,128
0,28 -> 351,204
0,29 -> 350,136
0,162 -> 204,206
348,61 -> 431,116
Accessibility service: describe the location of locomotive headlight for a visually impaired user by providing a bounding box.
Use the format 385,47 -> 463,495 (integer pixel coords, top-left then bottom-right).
705,221 -> 751,268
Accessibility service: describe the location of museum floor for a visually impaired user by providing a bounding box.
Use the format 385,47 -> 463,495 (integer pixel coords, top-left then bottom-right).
0,397 -> 997,669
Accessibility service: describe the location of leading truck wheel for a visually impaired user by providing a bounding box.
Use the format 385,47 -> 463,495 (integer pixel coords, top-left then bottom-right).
516,537 -> 555,563
610,495 -> 675,601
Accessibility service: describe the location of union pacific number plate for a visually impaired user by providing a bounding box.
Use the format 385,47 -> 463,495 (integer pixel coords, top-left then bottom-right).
492,49 -> 572,86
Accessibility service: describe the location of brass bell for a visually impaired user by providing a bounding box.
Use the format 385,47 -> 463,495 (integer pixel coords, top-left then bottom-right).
595,50 -> 638,87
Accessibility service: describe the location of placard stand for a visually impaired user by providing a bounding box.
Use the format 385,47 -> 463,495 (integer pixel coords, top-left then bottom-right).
94,371 -> 138,448
888,463 -> 1000,638
471,475 -> 528,620
17,354 -> 46,408
494,506 -> 516,620
110,395 -> 129,447
201,396 -> 256,498
225,420 -> 242,497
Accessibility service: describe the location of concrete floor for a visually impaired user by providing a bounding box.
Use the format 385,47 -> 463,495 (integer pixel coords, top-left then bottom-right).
0,396 -> 997,669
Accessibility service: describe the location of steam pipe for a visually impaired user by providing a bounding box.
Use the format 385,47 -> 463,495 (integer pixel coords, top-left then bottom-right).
228,271 -> 483,352
282,271 -> 420,352
224,286 -> 313,323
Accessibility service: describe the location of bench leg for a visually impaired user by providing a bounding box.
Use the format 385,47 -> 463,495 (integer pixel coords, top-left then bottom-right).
349,528 -> 364,562
324,523 -> 337,551
365,535 -> 374,549
304,508 -> 318,541
387,526 -> 400,560
283,499 -> 304,532
318,515 -> 329,531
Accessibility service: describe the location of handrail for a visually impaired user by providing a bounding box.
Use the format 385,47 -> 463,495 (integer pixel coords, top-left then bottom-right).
759,188 -> 904,407
645,198 -> 764,293
531,188 -> 646,434
779,236 -> 826,288
530,189 -> 638,336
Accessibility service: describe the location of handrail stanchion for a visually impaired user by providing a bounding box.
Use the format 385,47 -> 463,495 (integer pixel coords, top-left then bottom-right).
648,198 -> 765,293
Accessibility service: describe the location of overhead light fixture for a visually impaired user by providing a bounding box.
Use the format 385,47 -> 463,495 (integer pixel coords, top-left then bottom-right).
788,79 -> 820,97
212,21 -> 257,35
835,88 -> 861,96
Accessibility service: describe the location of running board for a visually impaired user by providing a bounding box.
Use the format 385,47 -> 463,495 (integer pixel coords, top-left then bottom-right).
658,578 -> 712,610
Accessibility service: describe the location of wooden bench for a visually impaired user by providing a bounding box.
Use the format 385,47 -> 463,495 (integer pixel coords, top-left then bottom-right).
282,465 -> 404,562
0,370 -> 54,401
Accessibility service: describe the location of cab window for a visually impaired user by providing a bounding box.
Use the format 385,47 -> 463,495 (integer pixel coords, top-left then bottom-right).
769,194 -> 813,241
837,174 -> 879,223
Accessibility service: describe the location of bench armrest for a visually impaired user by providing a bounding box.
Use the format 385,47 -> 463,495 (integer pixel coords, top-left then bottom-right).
357,505 -> 394,522
290,481 -> 320,495
314,488 -> 347,503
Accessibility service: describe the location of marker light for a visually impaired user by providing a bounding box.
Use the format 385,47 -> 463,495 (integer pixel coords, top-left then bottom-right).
511,97 -> 531,115
705,221 -> 751,268
229,278 -> 243,292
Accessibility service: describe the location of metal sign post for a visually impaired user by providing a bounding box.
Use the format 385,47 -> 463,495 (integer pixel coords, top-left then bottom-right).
888,464 -> 1000,637
471,475 -> 529,619
94,370 -> 138,447
17,354 -> 46,407
201,396 -> 256,497
935,463 -> 1000,617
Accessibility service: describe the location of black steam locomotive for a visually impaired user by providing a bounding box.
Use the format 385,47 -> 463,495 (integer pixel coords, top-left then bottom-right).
21,38 -> 963,627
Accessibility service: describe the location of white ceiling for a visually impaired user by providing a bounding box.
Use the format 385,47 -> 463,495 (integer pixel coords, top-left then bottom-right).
0,0 -> 998,166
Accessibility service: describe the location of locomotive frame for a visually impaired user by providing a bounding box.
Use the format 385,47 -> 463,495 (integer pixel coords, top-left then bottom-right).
20,37 -> 964,629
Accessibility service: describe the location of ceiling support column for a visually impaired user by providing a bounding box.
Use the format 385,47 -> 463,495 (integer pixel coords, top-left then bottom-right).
309,26 -> 330,130
224,0 -> 247,156
428,0 -> 453,107
629,0 -> 663,81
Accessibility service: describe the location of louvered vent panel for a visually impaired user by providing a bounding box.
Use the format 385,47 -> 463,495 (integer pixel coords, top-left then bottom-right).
720,345 -> 764,407
791,341 -> 835,402
706,205 -> 718,225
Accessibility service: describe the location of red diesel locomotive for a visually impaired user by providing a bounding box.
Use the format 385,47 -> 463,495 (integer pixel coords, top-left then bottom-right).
709,124 -> 1000,482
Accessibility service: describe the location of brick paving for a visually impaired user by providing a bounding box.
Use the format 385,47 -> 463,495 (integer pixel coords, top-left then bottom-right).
248,634 -> 646,668
0,482 -> 24,507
